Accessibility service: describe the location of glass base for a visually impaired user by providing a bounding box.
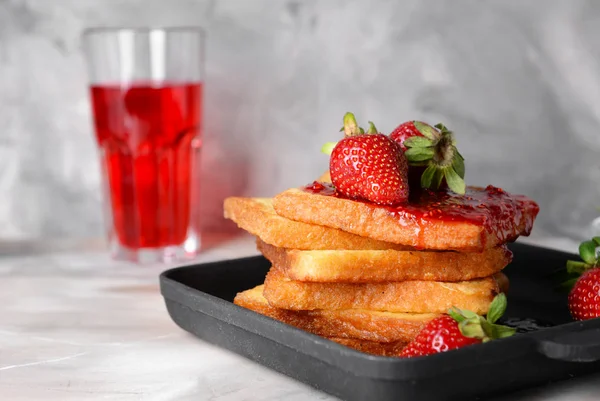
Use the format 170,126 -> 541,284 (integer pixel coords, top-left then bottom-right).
109,232 -> 201,264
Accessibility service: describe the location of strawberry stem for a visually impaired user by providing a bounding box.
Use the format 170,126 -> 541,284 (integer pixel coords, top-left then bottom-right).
561,237 -> 600,290
342,112 -> 362,137
447,294 -> 515,342
404,122 -> 466,194
434,133 -> 455,166
486,293 -> 507,324
366,121 -> 378,135
321,142 -> 337,155
579,240 -> 599,265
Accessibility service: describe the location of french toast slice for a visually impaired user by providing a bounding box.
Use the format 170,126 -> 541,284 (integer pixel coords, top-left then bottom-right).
263,268 -> 508,314
327,337 -> 406,356
234,285 -> 436,343
224,197 -> 410,250
257,239 -> 512,283
272,184 -> 539,252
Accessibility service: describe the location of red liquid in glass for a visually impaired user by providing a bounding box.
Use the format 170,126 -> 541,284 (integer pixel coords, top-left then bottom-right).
90,82 -> 202,249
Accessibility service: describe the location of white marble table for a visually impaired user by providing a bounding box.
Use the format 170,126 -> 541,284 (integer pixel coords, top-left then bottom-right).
2,234 -> 600,401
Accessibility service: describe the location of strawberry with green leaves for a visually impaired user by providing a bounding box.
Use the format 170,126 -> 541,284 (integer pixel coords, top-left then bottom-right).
400,294 -> 515,357
389,121 -> 466,195
565,237 -> 600,321
322,113 -> 410,206
389,120 -> 428,152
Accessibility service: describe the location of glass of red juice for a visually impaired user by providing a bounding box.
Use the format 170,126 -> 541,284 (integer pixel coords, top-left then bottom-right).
83,27 -> 204,263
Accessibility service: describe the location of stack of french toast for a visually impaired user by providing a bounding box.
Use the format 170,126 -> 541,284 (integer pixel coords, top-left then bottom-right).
225,116 -> 539,357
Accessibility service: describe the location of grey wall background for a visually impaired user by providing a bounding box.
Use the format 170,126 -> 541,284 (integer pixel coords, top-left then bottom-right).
1,0 -> 599,242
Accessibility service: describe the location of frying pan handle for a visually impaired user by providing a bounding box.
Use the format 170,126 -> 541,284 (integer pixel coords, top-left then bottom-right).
538,328 -> 600,362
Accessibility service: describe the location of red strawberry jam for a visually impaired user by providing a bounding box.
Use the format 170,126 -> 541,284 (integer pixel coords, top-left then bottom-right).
303,181 -> 539,246
304,181 -> 335,196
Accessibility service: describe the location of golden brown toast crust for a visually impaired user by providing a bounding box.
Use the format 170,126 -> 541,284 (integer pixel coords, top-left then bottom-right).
234,285 -> 436,343
263,268 -> 506,314
223,197 -> 409,250
272,186 -> 539,252
258,239 -> 512,283
327,337 -> 406,357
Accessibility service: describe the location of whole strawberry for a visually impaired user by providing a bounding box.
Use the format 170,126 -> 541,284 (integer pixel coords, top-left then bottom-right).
325,113 -> 409,205
565,237 -> 600,321
389,120 -> 466,195
569,269 -> 600,320
401,294 -> 515,358
400,315 -> 480,357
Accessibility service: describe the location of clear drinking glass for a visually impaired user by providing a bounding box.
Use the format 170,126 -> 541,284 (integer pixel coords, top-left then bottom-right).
82,27 -> 204,263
